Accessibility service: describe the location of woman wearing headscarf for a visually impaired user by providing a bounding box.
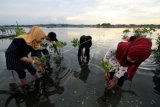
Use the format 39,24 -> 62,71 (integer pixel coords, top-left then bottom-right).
103,37 -> 152,90
5,26 -> 46,88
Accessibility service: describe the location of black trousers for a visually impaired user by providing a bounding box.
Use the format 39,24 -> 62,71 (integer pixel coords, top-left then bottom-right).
15,66 -> 36,79
109,72 -> 128,87
78,46 -> 90,62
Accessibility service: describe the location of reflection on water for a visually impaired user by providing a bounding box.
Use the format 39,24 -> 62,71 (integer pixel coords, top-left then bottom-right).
97,87 -> 122,107
0,28 -> 160,107
153,69 -> 160,95
74,64 -> 90,83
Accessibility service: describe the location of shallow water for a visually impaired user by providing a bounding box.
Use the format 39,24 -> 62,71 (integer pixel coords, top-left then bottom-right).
0,28 -> 160,107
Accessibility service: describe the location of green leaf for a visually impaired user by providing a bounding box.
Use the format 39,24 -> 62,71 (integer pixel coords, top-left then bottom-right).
71,38 -> 78,47
15,21 -> 25,36
123,29 -> 130,33
37,55 -> 48,63
100,59 -> 113,72
49,41 -> 67,48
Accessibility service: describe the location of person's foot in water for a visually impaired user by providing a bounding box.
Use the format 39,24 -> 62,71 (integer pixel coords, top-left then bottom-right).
79,60 -> 83,65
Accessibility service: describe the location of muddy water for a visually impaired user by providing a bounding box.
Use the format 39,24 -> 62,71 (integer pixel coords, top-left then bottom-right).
0,28 -> 160,107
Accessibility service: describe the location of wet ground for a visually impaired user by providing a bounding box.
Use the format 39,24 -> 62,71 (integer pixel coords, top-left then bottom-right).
0,28 -> 160,107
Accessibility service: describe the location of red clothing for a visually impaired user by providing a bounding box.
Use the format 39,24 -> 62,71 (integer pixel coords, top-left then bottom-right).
116,37 -> 152,80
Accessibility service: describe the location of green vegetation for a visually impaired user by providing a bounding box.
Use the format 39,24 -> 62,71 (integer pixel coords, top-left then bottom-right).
49,41 -> 67,57
100,59 -> 113,72
71,38 -> 79,47
16,21 -> 25,36
123,29 -> 130,33
122,29 -> 131,39
36,55 -> 48,63
49,41 -> 67,48
133,28 -> 156,37
153,33 -> 160,64
121,28 -> 156,39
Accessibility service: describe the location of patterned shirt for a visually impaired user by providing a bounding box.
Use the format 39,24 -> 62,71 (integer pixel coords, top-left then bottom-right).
104,42 -> 128,78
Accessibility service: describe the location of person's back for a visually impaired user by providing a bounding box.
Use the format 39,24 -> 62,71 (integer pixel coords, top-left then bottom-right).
78,35 -> 92,65
85,36 -> 92,47
79,35 -> 86,48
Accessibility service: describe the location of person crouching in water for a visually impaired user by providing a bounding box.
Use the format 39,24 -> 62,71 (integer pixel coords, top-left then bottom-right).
103,37 -> 152,90
31,32 -> 59,70
78,35 -> 92,65
5,26 -> 46,91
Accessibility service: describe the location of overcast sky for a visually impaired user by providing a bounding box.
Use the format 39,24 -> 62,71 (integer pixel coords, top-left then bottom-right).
0,0 -> 160,25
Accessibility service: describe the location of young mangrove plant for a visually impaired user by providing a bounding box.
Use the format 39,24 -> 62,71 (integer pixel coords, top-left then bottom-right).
49,41 -> 67,57
71,38 -> 79,47
100,59 -> 113,72
16,21 -> 25,36
122,29 -> 131,39
36,55 -> 49,63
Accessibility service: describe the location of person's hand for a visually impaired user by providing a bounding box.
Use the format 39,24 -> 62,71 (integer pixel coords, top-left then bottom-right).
104,72 -> 110,81
34,59 -> 42,66
107,76 -> 118,90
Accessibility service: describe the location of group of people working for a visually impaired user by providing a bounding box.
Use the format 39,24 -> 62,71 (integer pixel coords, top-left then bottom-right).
5,26 -> 152,92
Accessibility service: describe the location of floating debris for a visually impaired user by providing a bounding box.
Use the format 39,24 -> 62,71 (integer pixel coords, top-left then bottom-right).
62,98 -> 65,101
150,99 -> 156,104
74,90 -> 77,94
139,101 -> 142,104
81,101 -> 84,105
77,100 -> 80,103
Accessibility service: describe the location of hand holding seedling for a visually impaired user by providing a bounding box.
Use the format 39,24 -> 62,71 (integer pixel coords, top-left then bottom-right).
33,56 -> 48,72
100,59 -> 118,89
107,76 -> 118,90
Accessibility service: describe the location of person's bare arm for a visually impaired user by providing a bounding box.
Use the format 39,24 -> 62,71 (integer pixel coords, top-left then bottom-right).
20,57 -> 33,64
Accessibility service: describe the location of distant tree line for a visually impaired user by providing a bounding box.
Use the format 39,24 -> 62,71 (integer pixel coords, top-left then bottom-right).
1,23 -> 160,28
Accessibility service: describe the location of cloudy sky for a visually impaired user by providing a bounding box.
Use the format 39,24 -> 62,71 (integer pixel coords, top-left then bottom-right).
0,0 -> 160,25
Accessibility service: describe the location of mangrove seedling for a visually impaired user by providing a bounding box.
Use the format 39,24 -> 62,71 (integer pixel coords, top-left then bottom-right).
50,41 -> 67,47
71,38 -> 79,47
37,55 -> 49,63
16,21 -> 25,36
100,59 -> 113,72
